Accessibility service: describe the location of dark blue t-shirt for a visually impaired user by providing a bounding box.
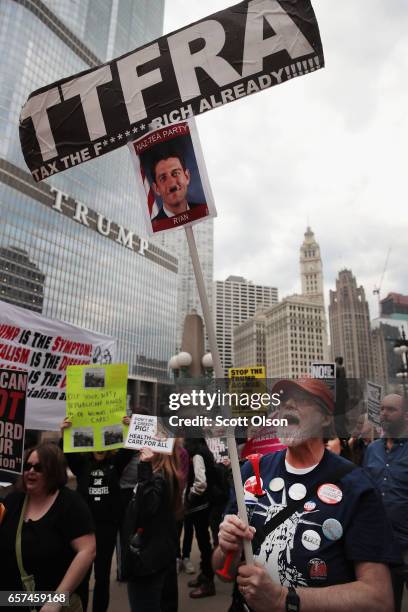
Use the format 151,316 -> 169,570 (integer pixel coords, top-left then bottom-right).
227,449 -> 400,588
363,438 -> 408,550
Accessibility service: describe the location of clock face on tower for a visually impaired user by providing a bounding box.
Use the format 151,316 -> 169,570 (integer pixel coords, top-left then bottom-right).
308,264 -> 315,271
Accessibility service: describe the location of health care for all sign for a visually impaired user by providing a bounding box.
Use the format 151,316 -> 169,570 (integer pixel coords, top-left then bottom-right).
19,0 -> 324,181
125,414 -> 175,454
0,368 -> 27,474
0,300 -> 116,431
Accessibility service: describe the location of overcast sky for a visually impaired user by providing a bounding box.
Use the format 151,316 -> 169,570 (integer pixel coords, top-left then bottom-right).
164,0 -> 407,319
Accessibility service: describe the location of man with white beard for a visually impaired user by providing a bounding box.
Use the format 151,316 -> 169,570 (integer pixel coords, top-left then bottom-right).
213,378 -> 398,612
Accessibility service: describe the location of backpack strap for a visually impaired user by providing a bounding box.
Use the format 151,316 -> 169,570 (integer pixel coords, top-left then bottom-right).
251,461 -> 356,552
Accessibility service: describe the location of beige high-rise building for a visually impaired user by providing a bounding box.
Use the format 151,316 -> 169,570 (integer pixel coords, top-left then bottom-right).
233,227 -> 328,378
300,227 -> 329,359
233,311 -> 267,368
265,295 -> 326,378
214,276 -> 278,375
300,226 -> 325,306
329,269 -> 374,380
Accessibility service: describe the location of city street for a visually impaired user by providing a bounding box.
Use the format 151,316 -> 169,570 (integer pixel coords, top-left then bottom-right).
100,543 -> 234,612
102,543 -> 408,612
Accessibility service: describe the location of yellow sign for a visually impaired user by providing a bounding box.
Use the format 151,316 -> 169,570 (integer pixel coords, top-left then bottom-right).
228,366 -> 266,378
228,365 -> 267,416
64,363 -> 128,452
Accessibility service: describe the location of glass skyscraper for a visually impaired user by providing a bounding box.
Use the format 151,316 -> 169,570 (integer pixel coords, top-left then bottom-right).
0,0 -> 180,409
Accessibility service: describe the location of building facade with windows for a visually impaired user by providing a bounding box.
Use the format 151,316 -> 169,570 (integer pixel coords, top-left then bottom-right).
265,295 -> 326,378
329,269 -> 373,381
233,311 -> 267,369
214,276 -> 278,375
0,0 -> 183,411
234,228 -> 328,378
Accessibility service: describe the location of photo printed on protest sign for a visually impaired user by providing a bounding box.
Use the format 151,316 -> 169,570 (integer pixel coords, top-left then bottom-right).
129,119 -> 216,235
19,0 -> 324,181
0,368 -> 27,475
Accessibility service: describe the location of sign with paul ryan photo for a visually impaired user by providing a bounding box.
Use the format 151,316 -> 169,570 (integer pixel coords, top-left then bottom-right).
0,368 -> 27,475
64,363 -> 128,453
129,119 -> 216,234
125,414 -> 175,454
19,0 -> 324,181
0,301 -> 116,431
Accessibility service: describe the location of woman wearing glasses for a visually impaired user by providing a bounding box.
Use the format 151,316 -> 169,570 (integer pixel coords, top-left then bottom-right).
0,443 -> 95,612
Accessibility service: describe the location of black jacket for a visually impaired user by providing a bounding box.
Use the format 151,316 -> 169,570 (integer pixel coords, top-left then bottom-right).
120,461 -> 177,578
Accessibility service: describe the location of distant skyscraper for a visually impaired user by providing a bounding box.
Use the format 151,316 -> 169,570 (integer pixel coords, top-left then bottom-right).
300,226 -> 325,306
371,322 -> 400,390
300,227 -> 329,359
380,293 -> 408,319
265,296 -> 326,378
233,311 -> 267,368
371,292 -> 408,391
233,228 -> 328,378
329,270 -> 374,380
215,276 -> 278,375
0,247 -> 45,313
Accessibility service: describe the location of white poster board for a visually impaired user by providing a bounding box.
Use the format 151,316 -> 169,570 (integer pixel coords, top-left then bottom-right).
367,381 -> 382,428
0,300 -> 116,430
125,414 -> 175,454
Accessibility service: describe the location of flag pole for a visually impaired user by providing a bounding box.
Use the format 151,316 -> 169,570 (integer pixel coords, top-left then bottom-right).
185,225 -> 254,564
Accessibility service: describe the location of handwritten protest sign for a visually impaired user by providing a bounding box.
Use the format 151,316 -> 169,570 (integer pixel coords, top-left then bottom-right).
64,363 -> 127,452
125,414 -> 175,454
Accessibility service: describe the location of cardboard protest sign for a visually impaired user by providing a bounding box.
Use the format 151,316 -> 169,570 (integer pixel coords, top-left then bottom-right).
206,437 -> 229,463
228,365 -> 268,417
19,0 -> 324,181
0,368 -> 27,474
311,362 -> 336,396
367,381 -> 382,428
64,363 -> 128,452
0,300 -> 116,430
129,119 -> 216,234
125,414 -> 175,454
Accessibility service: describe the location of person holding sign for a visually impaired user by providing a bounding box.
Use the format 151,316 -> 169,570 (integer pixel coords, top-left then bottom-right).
214,378 -> 398,612
61,417 -> 133,612
122,445 -> 183,612
0,443 -> 95,612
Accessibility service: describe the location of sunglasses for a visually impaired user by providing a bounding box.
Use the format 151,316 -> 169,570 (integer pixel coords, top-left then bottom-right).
23,462 -> 43,473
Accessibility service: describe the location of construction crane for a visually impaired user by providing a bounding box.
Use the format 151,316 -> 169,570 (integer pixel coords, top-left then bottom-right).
373,248 -> 391,314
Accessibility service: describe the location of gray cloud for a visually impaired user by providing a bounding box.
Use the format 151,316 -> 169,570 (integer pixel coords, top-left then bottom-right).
165,1 -> 408,318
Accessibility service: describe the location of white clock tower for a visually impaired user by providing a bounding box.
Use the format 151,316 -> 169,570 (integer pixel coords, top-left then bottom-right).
300,226 -> 324,306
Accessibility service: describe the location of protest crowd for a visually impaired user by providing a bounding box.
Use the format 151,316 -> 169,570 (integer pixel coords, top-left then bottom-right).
0,380 -> 407,612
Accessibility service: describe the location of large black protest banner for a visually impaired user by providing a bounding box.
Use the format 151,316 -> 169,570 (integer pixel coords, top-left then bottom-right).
0,368 -> 27,475
20,0 -> 324,182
